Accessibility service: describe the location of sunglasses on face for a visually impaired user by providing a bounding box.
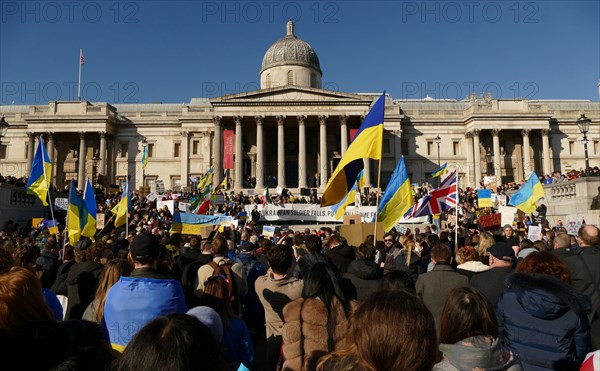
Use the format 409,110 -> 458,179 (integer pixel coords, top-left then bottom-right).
384,239 -> 393,243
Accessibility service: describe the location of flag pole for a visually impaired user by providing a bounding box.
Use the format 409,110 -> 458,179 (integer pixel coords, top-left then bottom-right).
373,157 -> 383,242
125,177 -> 129,238
455,167 -> 459,251
40,135 -> 59,241
78,49 -> 83,101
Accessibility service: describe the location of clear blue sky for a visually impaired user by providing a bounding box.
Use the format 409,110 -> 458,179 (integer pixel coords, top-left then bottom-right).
1,0 -> 599,105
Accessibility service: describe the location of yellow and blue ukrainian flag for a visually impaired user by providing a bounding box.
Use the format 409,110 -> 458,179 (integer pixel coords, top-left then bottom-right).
508,171 -> 545,213
321,92 -> 385,206
141,145 -> 149,169
431,163 -> 447,178
68,180 -> 87,245
477,189 -> 493,208
111,183 -> 130,228
82,178 -> 97,238
331,170 -> 364,220
26,137 -> 52,206
170,211 -> 220,235
197,166 -> 214,190
375,156 -> 414,232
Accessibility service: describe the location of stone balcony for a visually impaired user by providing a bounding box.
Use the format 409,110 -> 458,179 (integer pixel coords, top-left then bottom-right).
540,176 -> 600,227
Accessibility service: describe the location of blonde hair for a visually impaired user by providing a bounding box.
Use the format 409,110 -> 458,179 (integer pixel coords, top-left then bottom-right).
94,259 -> 131,322
476,232 -> 494,257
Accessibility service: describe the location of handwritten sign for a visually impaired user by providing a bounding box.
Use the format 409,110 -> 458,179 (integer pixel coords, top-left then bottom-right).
55,198 -> 68,210
479,213 -> 501,230
527,225 -> 542,242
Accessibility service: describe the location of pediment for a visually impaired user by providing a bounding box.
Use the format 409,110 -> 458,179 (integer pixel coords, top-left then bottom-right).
210,86 -> 374,106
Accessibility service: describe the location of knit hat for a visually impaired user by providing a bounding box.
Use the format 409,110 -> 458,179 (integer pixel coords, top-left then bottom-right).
488,242 -> 515,262
187,306 -> 223,342
129,233 -> 160,261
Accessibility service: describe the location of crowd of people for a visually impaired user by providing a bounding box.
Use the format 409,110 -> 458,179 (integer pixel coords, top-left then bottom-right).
1,201 -> 599,370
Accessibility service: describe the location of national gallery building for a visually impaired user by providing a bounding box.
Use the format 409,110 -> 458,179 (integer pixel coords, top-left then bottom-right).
1,21 -> 598,193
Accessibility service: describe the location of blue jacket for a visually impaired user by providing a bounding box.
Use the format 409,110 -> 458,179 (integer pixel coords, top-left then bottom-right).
103,276 -> 187,349
497,273 -> 591,371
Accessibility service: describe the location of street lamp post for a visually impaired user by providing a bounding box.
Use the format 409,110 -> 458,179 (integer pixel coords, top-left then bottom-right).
0,116 -> 9,162
576,114 -> 591,174
435,136 -> 441,186
485,150 -> 494,176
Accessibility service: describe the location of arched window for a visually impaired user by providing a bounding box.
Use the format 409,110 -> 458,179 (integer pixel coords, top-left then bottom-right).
287,70 -> 294,86
310,73 -> 317,88
265,74 -> 271,89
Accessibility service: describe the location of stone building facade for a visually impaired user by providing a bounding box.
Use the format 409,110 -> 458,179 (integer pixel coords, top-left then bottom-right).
0,21 -> 598,193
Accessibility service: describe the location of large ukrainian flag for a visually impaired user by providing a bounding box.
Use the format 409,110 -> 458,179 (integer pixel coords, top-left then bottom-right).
331,170 -> 364,220
82,178 -> 97,238
111,183 -> 130,228
321,92 -> 385,206
68,180 -> 87,245
26,137 -> 52,206
376,156 -> 414,232
509,171 -> 545,213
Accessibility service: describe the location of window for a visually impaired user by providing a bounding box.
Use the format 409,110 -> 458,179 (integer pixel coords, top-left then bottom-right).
427,141 -> 433,156
265,74 -> 271,89
310,73 -> 317,88
453,141 -> 460,155
147,143 -> 154,157
0,144 -> 6,160
287,70 -> 294,85
401,141 -> 409,156
120,143 -> 128,158
171,176 -> 181,189
569,140 -> 575,155
382,138 -> 391,154
174,142 -> 181,158
594,141 -> 599,155
192,140 -> 199,155
25,143 -> 28,158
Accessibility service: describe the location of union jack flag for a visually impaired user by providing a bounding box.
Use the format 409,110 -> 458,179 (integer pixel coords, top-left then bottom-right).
407,170 -> 458,217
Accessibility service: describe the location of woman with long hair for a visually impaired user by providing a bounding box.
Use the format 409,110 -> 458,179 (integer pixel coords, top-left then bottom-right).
435,287 -> 521,370
282,263 -> 352,370
317,289 -> 438,371
83,259 -> 132,323
497,251 -> 591,370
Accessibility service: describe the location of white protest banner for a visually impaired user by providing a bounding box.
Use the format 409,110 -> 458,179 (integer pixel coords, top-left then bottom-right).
527,225 -> 542,242
498,206 -> 518,227
55,198 -> 68,211
157,200 -> 175,213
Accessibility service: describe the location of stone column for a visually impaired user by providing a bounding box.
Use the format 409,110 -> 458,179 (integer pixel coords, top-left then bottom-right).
46,132 -> 54,184
213,116 -> 223,187
180,131 -> 189,186
99,132 -> 107,176
234,116 -> 243,189
255,116 -> 265,190
492,129 -> 501,179
319,115 -> 328,188
340,115 -> 349,155
77,132 -> 86,190
297,115 -> 308,188
276,115 -> 286,188
472,129 -> 481,186
27,132 -> 35,171
465,132 -> 474,188
541,129 -> 551,176
522,129 -> 531,177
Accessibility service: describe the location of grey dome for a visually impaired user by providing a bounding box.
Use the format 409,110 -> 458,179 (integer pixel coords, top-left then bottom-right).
261,21 -> 321,74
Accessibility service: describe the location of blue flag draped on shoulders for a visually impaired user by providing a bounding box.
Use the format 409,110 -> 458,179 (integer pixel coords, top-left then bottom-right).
331,170 -> 364,220
26,137 -> 52,206
508,171 -> 545,213
321,92 -> 385,207
375,156 -> 414,232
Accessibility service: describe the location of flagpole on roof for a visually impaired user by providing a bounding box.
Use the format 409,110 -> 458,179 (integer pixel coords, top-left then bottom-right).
78,49 -> 83,101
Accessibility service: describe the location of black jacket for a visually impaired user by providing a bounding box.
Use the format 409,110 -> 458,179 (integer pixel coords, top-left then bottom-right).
326,245 -> 355,276
469,266 -> 513,307
65,261 -> 104,320
343,260 -> 382,301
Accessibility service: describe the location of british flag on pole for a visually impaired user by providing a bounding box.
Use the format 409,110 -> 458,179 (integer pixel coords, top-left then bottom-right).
408,170 -> 458,217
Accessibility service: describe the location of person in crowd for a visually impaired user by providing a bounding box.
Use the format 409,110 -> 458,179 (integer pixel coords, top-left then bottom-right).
391,239 -> 424,282
435,287 -> 521,370
0,267 -> 113,370
317,290 -> 438,371
65,242 -> 106,320
497,251 -> 591,370
202,274 -> 254,370
36,237 -> 61,289
380,270 -> 416,293
325,235 -> 355,276
294,234 -> 334,278
455,244 -> 490,281
255,244 -> 303,370
416,243 -> 468,333
186,306 -> 224,343
174,236 -> 201,280
516,239 -> 538,261
502,225 -> 520,250
51,244 -> 75,296
106,313 -> 228,371
103,233 -> 187,352
470,242 -> 515,307
235,240 -> 266,347
475,231 -> 496,265
282,263 -> 352,370
82,259 -> 131,323
381,232 -> 401,274
180,240 -> 214,308
343,243 -> 383,301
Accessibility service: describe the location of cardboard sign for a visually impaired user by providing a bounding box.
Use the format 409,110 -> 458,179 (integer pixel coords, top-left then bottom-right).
343,214 -> 361,225
215,194 -> 225,206
145,192 -> 158,202
97,214 -> 105,229
479,213 -> 502,230
55,198 -> 68,211
567,214 -> 585,235
155,180 -> 165,193
527,225 -> 542,242
339,222 -> 384,248
498,206 -> 518,227
157,200 -> 175,213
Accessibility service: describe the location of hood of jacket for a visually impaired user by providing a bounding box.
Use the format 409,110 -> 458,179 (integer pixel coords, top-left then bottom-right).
330,245 -> 355,259
439,336 -> 518,371
505,272 -> 591,318
347,259 -> 381,280
457,261 -> 490,273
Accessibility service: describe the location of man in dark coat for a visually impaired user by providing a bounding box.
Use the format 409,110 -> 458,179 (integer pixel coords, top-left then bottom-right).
470,242 -> 515,308
37,238 -> 61,289
416,243 -> 468,333
325,235 -> 355,276
65,245 -> 105,320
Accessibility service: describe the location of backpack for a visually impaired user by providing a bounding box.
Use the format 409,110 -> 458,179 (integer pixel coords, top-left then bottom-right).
207,260 -> 240,315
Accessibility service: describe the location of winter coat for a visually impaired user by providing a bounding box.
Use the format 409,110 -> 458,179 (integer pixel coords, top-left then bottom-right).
326,245 -> 355,276
343,259 -> 382,301
497,273 -> 591,370
282,296 -> 351,371
65,261 -> 104,320
457,260 -> 490,281
392,250 -> 424,283
434,335 -> 522,371
470,267 -> 513,307
255,272 -> 303,339
36,251 -> 61,289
